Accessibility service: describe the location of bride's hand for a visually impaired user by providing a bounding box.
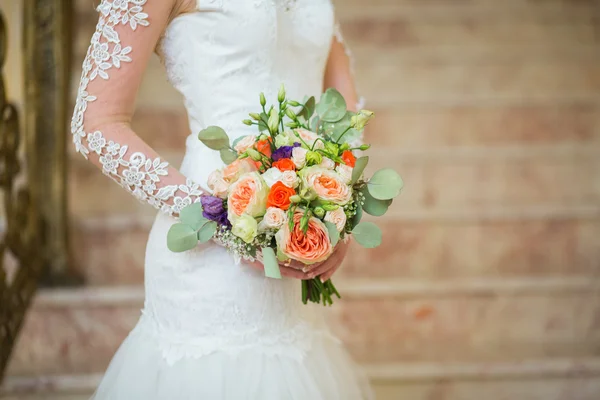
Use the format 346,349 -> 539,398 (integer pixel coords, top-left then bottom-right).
247,240 -> 350,281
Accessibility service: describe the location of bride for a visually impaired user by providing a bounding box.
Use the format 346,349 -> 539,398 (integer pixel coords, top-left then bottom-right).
72,0 -> 372,398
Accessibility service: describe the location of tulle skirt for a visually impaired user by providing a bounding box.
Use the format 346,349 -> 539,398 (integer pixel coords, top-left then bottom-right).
91,316 -> 374,400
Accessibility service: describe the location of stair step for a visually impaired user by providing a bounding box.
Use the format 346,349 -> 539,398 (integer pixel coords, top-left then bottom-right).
5,282 -> 599,376
69,213 -> 600,286
3,359 -> 600,400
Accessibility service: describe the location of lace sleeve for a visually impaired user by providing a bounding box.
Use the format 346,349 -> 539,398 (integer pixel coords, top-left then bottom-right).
71,0 -> 204,217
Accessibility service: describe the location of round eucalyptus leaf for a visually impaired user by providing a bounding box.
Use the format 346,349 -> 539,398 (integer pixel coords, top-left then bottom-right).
367,168 -> 404,200
299,96 -> 316,120
197,221 -> 218,243
220,148 -> 238,165
352,222 -> 382,249
198,126 -> 230,150
262,247 -> 282,279
316,88 -> 347,122
351,156 -> 369,184
180,203 -> 207,230
323,112 -> 361,144
325,221 -> 340,247
361,187 -> 392,217
167,223 -> 199,252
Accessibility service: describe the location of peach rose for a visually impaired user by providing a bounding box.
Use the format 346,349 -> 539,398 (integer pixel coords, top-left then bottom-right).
280,170 -> 299,188
324,207 -> 347,232
207,169 -> 230,199
299,166 -> 352,205
227,172 -> 269,223
275,211 -> 333,264
233,135 -> 257,155
258,207 -> 287,231
336,164 -> 353,184
318,157 -> 335,170
222,158 -> 258,184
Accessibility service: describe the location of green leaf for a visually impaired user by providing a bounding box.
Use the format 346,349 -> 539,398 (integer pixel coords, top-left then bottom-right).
262,247 -> 282,279
198,221 -> 218,243
322,112 -> 361,144
180,203 -> 207,230
351,156 -> 369,184
277,247 -> 290,262
167,223 -> 199,252
258,112 -> 268,132
198,126 -> 230,150
361,186 -> 393,217
352,222 -> 382,248
325,221 -> 340,247
367,169 -> 404,200
353,203 -> 363,227
220,148 -> 238,165
299,96 -> 316,120
316,88 -> 347,122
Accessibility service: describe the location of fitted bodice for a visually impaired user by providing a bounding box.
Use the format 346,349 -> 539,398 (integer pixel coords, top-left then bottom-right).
159,0 -> 335,184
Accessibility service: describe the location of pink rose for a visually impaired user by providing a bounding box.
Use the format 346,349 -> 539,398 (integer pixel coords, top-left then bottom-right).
233,135 -> 257,155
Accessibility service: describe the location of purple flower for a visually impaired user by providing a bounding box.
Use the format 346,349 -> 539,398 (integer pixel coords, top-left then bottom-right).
201,195 -> 230,227
272,142 -> 301,161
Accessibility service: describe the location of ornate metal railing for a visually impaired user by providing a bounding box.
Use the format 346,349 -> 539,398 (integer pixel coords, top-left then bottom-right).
0,0 -> 74,379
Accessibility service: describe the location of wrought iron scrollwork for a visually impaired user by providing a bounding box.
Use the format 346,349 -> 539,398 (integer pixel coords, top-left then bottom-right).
0,12 -> 44,379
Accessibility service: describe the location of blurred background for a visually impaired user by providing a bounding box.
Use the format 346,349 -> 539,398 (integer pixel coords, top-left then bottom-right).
1,0 -> 599,399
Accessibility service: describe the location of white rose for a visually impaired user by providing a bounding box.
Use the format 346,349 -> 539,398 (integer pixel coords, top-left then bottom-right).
233,135 -> 257,154
261,167 -> 283,188
258,207 -> 287,231
280,170 -> 299,188
274,133 -> 293,148
318,157 -> 335,170
291,147 -> 308,168
207,169 -> 230,199
324,207 -> 347,232
336,164 -> 353,184
231,213 -> 258,243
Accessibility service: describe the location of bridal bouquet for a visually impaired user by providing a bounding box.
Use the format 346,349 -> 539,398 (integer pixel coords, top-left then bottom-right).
167,86 -> 403,305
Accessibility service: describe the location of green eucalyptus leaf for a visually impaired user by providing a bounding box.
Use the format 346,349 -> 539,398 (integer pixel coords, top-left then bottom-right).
351,156 -> 369,184
353,203 -> 363,227
198,221 -> 218,243
367,169 -> 404,200
299,96 -> 316,120
325,221 -> 340,247
316,88 -> 347,122
180,203 -> 207,230
258,112 -> 269,132
198,126 -> 230,150
220,148 -> 239,165
352,222 -> 382,248
361,187 -> 392,217
322,112 -> 361,143
262,247 -> 282,279
167,223 -> 199,252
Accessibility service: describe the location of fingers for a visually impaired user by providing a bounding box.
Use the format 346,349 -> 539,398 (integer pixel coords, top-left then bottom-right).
279,266 -> 312,280
319,262 -> 340,282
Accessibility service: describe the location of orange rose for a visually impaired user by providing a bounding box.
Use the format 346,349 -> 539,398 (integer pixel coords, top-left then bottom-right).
255,139 -> 272,158
275,211 -> 333,264
341,150 -> 356,167
266,181 -> 296,210
272,158 -> 295,172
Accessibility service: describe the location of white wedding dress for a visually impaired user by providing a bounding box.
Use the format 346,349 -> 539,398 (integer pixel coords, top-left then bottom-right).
71,0 -> 372,398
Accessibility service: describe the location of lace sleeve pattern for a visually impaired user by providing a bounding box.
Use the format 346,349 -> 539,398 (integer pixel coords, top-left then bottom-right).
71,0 -> 203,216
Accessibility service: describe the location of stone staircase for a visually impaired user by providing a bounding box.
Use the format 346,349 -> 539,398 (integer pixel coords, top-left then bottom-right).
2,0 -> 600,399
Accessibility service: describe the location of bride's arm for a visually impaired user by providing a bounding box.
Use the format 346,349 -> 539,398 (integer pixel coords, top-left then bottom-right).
71,0 -> 203,217
323,21 -> 365,113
